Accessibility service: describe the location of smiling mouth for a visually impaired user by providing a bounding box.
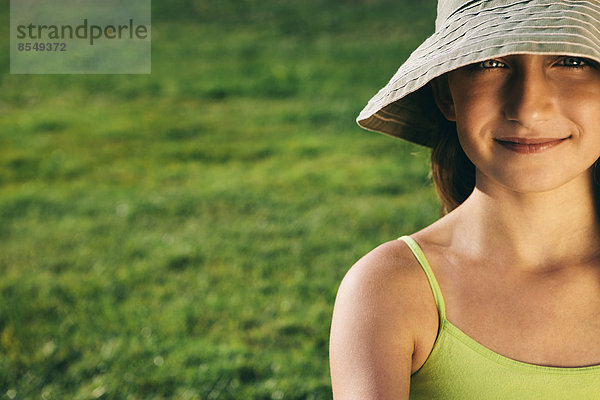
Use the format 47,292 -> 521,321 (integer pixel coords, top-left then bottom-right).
494,136 -> 571,154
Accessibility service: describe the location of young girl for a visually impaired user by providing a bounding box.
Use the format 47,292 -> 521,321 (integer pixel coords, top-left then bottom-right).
330,1 -> 600,398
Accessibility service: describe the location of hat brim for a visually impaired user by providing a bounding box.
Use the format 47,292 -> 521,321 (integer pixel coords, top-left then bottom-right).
357,0 -> 600,147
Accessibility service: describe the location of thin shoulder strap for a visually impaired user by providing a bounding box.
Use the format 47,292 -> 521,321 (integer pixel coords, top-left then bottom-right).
398,236 -> 446,320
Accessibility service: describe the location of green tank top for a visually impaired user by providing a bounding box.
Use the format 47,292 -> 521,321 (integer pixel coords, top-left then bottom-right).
399,236 -> 600,399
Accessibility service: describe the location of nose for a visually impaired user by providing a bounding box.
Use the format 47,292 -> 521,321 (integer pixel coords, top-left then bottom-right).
503,67 -> 557,128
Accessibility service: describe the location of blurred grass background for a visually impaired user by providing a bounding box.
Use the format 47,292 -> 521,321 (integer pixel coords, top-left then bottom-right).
0,0 -> 439,398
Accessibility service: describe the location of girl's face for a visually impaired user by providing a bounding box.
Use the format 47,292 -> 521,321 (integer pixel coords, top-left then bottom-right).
436,54 -> 600,194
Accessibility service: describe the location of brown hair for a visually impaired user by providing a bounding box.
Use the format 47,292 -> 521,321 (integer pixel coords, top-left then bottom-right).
430,119 -> 475,215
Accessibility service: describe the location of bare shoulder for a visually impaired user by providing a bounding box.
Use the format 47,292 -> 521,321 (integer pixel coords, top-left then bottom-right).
330,239 -> 439,400
334,239 -> 429,307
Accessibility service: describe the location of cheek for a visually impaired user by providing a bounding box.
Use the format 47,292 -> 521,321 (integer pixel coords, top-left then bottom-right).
451,83 -> 504,134
559,94 -> 600,153
448,71 -> 505,116
555,78 -> 600,128
452,98 -> 504,176
453,97 -> 502,157
455,127 -> 485,169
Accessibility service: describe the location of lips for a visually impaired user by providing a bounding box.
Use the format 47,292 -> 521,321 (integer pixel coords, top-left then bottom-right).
494,136 -> 570,154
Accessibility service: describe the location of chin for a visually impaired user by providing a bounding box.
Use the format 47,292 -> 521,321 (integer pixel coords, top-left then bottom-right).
480,169 -> 586,195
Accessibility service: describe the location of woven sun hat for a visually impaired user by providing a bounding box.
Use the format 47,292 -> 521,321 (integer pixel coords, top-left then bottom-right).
357,0 -> 600,148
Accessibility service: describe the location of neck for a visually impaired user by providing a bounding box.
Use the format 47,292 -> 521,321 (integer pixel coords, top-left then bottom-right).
448,172 -> 600,270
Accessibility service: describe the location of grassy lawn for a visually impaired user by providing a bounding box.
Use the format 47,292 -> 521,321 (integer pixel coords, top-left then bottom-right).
0,1 -> 438,398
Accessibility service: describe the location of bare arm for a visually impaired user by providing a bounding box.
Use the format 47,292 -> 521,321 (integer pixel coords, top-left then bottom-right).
330,241 -> 431,399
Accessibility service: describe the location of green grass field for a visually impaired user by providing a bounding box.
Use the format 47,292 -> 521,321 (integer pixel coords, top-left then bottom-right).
0,1 -> 439,398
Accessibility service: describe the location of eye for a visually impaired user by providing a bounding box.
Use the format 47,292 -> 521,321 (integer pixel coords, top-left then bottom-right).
479,59 -> 507,69
556,56 -> 589,68
463,59 -> 508,74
